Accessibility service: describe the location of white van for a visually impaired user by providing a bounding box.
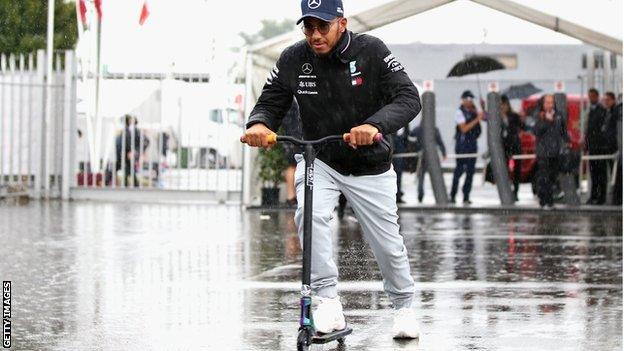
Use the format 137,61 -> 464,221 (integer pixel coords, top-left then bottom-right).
181,106 -> 243,168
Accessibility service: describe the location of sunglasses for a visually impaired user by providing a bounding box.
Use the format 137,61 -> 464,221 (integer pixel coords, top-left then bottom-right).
301,19 -> 339,36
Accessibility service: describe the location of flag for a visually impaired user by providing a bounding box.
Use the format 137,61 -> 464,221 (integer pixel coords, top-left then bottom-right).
139,1 -> 150,25
94,0 -> 102,21
78,0 -> 88,26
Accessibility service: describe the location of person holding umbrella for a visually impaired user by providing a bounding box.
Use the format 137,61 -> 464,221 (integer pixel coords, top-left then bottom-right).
449,90 -> 483,204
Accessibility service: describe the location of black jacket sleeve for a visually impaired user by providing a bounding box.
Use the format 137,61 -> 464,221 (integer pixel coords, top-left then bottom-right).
246,52 -> 293,132
364,39 -> 421,135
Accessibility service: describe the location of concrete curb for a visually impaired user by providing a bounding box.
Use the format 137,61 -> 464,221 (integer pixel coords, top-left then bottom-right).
246,204 -> 622,214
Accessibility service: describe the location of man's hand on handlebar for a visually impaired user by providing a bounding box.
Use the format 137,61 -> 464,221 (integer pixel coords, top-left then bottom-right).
347,124 -> 379,149
240,123 -> 382,149
241,123 -> 275,148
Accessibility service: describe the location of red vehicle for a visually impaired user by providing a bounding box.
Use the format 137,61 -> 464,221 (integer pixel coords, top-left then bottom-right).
506,94 -> 586,187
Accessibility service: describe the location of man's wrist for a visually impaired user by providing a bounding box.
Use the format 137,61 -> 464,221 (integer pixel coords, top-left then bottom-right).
246,120 -> 270,131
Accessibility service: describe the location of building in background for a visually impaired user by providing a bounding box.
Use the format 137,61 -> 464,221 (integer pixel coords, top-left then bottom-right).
388,43 -> 622,165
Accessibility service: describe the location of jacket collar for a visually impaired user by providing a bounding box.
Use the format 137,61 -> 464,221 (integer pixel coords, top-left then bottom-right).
334,30 -> 353,63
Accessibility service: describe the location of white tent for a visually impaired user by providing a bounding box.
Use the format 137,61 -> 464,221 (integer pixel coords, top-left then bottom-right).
242,0 -> 623,205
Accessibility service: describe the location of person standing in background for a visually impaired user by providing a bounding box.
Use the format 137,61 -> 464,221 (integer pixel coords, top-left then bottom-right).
410,124 -> 446,203
449,90 -> 483,205
613,97 -> 623,205
534,94 -> 569,209
115,115 -> 149,187
500,95 -> 523,201
585,88 -> 609,205
602,92 -> 621,205
392,125 -> 410,204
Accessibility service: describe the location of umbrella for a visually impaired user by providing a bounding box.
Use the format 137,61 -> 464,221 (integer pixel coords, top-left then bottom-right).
447,55 -> 505,78
501,82 -> 542,100
447,55 -> 506,101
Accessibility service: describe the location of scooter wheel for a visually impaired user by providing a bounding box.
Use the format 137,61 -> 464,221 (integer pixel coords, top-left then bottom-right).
337,337 -> 345,344
297,329 -> 311,351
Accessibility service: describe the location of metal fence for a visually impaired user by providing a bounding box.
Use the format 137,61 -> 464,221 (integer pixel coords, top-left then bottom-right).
2,51 -> 618,205
391,78 -> 622,205
72,72 -> 245,198
0,50 -> 74,199
0,50 -> 244,202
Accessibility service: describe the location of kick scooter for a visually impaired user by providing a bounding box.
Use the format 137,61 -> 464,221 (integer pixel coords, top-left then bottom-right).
242,132 -> 382,350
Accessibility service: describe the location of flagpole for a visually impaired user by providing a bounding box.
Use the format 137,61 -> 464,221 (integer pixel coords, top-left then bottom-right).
43,0 -> 55,197
94,3 -> 103,173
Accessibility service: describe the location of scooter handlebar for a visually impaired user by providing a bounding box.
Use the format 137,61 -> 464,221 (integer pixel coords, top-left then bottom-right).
240,133 -> 383,145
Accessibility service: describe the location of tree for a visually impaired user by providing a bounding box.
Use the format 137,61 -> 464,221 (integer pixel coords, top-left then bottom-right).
257,140 -> 288,188
0,0 -> 78,54
239,19 -> 295,45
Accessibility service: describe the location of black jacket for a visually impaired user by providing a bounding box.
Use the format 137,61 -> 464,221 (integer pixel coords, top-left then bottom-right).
246,31 -> 421,175
585,103 -> 608,154
534,111 -> 569,158
603,105 -> 621,154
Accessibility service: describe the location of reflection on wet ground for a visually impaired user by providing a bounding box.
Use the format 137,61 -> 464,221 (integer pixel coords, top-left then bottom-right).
0,201 -> 621,350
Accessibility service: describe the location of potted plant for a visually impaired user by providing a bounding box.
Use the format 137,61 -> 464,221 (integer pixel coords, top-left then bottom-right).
257,140 -> 288,206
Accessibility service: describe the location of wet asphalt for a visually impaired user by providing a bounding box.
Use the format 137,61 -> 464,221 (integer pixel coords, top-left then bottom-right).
0,201 -> 621,350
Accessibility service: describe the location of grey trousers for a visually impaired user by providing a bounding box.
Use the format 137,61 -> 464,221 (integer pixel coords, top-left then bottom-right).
294,154 -> 415,309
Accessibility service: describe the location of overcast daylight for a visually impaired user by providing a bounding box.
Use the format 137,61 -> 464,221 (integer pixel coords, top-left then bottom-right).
1,0 -> 622,350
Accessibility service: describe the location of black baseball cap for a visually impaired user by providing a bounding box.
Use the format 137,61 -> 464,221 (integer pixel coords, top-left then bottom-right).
296,0 -> 344,24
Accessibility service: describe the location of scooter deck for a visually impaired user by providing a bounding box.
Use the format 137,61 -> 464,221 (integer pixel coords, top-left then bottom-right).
311,327 -> 352,344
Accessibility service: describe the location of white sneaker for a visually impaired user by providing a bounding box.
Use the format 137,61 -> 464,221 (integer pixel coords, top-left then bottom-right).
313,296 -> 346,334
392,307 -> 419,339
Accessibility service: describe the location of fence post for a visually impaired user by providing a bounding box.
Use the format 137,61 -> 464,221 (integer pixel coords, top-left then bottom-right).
555,92 -> 581,206
421,91 -> 448,205
0,54 -> 5,190
62,51 -> 76,200
242,51 -> 253,206
18,54 -> 25,188
27,53 -> 33,190
33,50 -> 46,199
8,55 -> 15,186
487,91 -> 514,205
